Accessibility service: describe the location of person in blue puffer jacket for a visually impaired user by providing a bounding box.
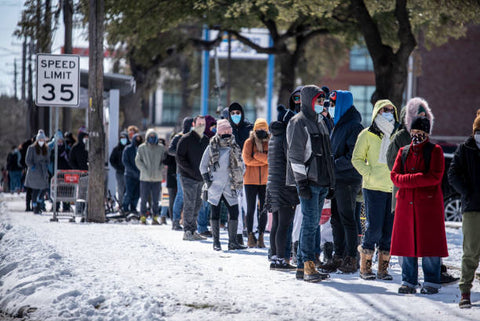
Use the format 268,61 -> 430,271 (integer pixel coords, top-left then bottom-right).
122,133 -> 143,214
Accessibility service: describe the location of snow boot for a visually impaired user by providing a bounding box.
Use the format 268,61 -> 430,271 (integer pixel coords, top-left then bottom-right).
211,220 -> 222,251
358,245 -> 376,280
160,216 -> 167,225
228,220 -> 247,250
247,233 -> 256,248
459,293 -> 472,309
274,258 -> 296,271
420,286 -> 439,295
377,250 -> 393,280
440,264 -> 459,284
338,256 -> 358,274
257,233 -> 266,248
319,254 -> 343,273
296,268 -> 304,280
303,261 -> 322,283
236,234 -> 244,245
172,221 -> 183,231
398,285 -> 416,294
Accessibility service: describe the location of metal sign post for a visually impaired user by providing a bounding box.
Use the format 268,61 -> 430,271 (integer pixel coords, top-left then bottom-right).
36,53 -> 80,222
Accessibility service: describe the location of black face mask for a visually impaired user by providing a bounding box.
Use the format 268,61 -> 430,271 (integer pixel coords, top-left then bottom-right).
256,130 -> 268,139
220,134 -> 232,139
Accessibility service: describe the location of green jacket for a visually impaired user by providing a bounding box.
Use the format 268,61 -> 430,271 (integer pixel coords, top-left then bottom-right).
135,129 -> 166,182
352,100 -> 399,193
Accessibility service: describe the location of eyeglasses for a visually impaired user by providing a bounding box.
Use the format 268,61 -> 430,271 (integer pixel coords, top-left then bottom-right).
293,96 -> 300,102
230,111 -> 242,115
382,107 -> 395,113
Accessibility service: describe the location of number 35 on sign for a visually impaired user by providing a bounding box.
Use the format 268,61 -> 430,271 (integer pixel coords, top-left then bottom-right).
36,54 -> 80,107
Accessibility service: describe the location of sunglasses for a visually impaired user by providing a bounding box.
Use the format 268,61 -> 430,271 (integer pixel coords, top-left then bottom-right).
293,96 -> 301,102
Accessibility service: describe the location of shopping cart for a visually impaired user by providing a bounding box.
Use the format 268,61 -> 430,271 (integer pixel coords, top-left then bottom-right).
50,170 -> 88,222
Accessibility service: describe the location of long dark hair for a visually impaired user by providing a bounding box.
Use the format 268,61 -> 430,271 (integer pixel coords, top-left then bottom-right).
34,141 -> 48,156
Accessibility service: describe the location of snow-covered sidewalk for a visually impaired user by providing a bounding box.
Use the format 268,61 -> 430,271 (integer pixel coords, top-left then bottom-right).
0,193 -> 479,321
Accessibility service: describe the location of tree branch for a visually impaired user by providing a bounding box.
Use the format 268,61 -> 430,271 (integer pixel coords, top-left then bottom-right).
394,0 -> 417,61
218,28 -> 279,55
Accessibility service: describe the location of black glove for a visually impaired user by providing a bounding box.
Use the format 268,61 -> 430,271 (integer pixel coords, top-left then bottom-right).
297,180 -> 312,200
326,187 -> 335,200
202,173 -> 212,188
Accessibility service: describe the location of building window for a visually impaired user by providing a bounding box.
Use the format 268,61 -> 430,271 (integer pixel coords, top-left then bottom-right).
349,85 -> 376,127
349,45 -> 374,71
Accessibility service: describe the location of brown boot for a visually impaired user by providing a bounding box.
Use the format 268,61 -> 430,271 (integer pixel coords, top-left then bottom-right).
303,261 -> 322,283
377,250 -> 393,280
247,233 -> 256,248
338,256 -> 358,274
257,233 -> 266,248
358,245 -> 376,280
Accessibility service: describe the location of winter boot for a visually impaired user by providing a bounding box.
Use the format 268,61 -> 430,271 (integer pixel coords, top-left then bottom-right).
296,268 -> 304,280
274,258 -> 296,271
440,264 -> 459,284
33,202 -> 41,215
323,242 -> 333,262
358,245 -> 376,280
247,233 -> 257,248
303,261 -> 322,283
172,221 -> 183,231
319,254 -> 343,273
257,233 -> 266,248
338,256 -> 358,274
377,250 -> 393,280
211,220 -> 222,251
459,293 -> 472,309
236,234 -> 244,245
228,220 -> 247,250
152,216 -> 160,225
160,216 -> 167,225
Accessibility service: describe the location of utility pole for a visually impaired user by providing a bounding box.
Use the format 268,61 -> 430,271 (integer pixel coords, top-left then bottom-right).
62,0 -> 73,132
21,37 -> 26,101
27,39 -> 35,138
14,58 -> 18,100
87,0 -> 106,222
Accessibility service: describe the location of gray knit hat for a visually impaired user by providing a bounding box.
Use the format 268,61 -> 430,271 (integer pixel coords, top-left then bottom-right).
36,129 -> 46,141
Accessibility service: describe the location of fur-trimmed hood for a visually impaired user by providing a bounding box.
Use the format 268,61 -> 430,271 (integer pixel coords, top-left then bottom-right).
405,97 -> 434,134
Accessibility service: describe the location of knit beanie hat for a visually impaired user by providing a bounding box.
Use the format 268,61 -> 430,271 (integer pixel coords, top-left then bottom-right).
36,129 -> 46,141
473,115 -> 480,135
253,118 -> 269,131
216,119 -> 232,135
411,116 -> 431,134
228,102 -> 243,113
54,130 -> 64,140
78,126 -> 88,135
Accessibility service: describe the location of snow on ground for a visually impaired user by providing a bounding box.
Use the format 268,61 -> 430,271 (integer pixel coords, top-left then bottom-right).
1,193 -> 479,321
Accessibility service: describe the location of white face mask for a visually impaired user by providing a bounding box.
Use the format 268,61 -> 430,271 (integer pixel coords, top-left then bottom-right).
38,141 -> 45,147
83,138 -> 88,145
474,133 -> 480,147
328,107 -> 335,119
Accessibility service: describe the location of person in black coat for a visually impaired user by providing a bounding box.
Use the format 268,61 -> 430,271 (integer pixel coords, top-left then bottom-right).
122,133 -> 142,213
109,131 -> 130,206
227,102 -> 253,151
267,105 -> 299,270
325,90 -> 364,274
69,129 -> 89,170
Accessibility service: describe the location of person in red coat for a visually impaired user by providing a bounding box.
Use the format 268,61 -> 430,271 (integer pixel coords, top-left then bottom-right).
390,116 -> 448,295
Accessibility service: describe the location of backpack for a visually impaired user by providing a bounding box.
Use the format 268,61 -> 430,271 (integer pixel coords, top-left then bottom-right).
401,141 -> 435,174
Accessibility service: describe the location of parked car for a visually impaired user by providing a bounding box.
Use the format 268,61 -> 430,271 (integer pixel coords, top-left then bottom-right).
439,142 -> 462,222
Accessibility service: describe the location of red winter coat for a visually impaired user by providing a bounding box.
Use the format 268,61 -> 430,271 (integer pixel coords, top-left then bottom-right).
390,140 -> 448,258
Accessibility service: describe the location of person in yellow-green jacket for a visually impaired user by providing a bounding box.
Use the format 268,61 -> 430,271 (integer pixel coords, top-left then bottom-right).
352,99 -> 399,281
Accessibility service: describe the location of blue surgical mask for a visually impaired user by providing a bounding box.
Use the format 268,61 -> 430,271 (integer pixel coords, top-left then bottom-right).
211,127 -> 216,134
231,114 -> 241,125
328,107 -> 335,119
314,104 -> 323,114
147,136 -> 158,145
382,112 -> 394,122
120,138 -> 128,145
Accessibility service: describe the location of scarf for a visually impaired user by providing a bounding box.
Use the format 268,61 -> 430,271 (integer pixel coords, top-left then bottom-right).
374,115 -> 394,164
208,135 -> 244,191
252,131 -> 269,153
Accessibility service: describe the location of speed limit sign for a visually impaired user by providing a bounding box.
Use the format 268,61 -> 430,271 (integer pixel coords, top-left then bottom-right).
36,54 -> 80,107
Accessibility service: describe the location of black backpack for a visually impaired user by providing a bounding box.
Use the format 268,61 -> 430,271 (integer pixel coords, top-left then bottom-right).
401,142 -> 435,174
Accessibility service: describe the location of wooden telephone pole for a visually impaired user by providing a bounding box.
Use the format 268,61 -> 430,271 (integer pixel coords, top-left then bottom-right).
87,0 -> 106,222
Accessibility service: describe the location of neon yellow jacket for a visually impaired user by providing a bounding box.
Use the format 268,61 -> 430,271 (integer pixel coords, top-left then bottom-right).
352,100 -> 399,193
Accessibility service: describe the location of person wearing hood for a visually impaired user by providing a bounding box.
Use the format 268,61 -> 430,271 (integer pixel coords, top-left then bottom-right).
227,102 -> 253,150
24,130 -> 50,214
319,86 -> 334,134
168,117 -> 194,231
242,118 -> 270,248
267,105 -> 299,270
69,127 -> 89,170
323,90 -> 364,274
448,114 -> 480,308
204,115 -> 217,139
20,136 -> 35,211
391,116 -> 448,295
199,119 -> 246,251
135,129 -> 166,224
288,86 -> 304,114
352,99 -> 399,281
176,116 -> 210,241
110,131 -> 130,207
122,133 -> 143,214
6,145 -> 22,193
286,85 -> 335,282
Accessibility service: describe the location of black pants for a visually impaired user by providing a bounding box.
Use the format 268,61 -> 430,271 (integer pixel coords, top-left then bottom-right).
211,196 -> 239,221
167,187 -> 177,219
244,184 -> 267,234
270,206 -> 296,259
26,187 -> 32,210
331,182 -> 361,257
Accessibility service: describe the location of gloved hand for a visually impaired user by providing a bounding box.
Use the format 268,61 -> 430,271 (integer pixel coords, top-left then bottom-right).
326,187 -> 335,200
202,173 -> 213,188
297,180 -> 312,200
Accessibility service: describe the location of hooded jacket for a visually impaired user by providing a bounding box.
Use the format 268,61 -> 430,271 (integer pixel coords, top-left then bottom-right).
286,85 -> 335,187
109,132 -> 130,174
448,136 -> 480,212
351,99 -> 399,193
242,119 -> 269,185
24,143 -> 50,190
69,132 -> 88,170
122,133 -> 141,179
330,91 -> 363,184
228,102 -> 253,150
288,86 -> 303,113
204,115 -> 217,139
135,129 -> 166,182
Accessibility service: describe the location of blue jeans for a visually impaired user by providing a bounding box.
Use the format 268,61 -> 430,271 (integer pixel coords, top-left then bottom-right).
402,256 -> 441,289
123,175 -> 140,212
361,188 -> 393,251
296,185 -> 328,269
139,181 -> 161,216
9,170 -> 22,192
172,173 -> 184,222
197,200 -> 210,233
